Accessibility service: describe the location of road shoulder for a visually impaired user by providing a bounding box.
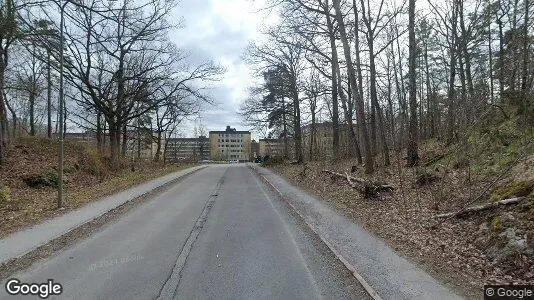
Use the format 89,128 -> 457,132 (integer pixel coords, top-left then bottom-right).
250,164 -> 464,300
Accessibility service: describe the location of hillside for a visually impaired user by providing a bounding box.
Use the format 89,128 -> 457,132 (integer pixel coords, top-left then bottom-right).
268,109 -> 534,297
0,137 -> 191,238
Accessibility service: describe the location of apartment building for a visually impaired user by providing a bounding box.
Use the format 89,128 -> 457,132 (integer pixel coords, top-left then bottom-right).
165,136 -> 210,162
258,139 -> 286,157
301,122 -> 351,159
209,126 -> 251,161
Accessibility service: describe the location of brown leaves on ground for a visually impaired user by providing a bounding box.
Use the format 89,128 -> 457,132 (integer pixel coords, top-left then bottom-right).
271,151 -> 533,298
0,137 -> 193,238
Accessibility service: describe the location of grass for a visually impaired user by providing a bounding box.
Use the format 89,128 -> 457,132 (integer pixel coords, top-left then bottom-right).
0,136 -> 197,238
64,163 -> 193,207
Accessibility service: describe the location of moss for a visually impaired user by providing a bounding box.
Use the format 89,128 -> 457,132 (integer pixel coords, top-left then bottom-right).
491,215 -> 504,232
490,181 -> 534,202
0,185 -> 10,205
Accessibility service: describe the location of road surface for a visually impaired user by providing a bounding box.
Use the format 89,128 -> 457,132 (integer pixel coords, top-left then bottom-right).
1,165 -> 369,299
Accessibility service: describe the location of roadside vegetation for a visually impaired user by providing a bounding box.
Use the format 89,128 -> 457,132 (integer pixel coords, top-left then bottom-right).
241,0 -> 533,294
267,106 -> 533,295
0,136 -> 194,238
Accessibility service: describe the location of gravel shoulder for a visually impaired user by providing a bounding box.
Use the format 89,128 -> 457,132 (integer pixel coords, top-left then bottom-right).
251,164 -> 467,300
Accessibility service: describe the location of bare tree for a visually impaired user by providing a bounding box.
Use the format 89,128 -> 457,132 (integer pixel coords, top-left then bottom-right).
406,0 -> 419,166
332,0 -> 374,173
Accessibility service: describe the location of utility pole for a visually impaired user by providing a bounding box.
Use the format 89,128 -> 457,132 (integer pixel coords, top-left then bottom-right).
57,0 -> 67,209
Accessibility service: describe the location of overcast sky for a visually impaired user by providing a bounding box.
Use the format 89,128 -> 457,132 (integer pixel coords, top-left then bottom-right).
169,0 -> 277,138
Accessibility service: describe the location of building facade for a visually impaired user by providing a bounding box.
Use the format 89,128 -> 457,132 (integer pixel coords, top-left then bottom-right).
251,140 -> 259,159
258,139 -> 286,157
126,130 -> 162,160
301,122 -> 351,159
165,136 -> 210,162
209,126 -> 251,161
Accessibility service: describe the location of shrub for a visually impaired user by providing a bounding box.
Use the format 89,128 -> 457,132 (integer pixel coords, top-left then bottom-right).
24,171 -> 61,188
78,146 -> 107,178
262,156 -> 285,167
415,171 -> 440,186
0,185 -> 10,205
491,215 -> 504,232
452,156 -> 470,169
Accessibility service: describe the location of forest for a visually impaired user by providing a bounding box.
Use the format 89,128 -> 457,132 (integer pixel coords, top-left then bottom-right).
0,0 -> 222,166
240,0 -> 534,291
241,0 -> 533,171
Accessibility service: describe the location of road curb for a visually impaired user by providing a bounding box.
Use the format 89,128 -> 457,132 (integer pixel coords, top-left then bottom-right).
249,165 -> 383,300
0,165 -> 207,266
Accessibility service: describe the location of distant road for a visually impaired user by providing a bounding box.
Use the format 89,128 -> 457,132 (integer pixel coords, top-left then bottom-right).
1,165 -> 368,299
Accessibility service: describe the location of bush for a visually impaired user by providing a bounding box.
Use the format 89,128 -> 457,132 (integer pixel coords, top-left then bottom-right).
415,170 -> 440,186
490,181 -> 534,202
491,215 -> 504,232
0,185 -> 10,205
78,146 -> 108,178
24,171 -> 61,188
261,156 -> 285,167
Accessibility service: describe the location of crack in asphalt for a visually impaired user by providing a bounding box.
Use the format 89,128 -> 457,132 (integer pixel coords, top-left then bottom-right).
155,168 -> 228,300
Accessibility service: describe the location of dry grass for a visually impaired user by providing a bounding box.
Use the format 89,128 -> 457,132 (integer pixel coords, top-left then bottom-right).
0,136 -> 195,238
270,138 -> 534,297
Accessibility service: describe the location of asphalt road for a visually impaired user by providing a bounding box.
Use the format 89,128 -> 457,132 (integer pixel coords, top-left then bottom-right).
1,165 -> 368,300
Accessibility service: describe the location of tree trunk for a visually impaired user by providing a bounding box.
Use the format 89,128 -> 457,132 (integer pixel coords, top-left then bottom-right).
424,43 -> 435,137
121,122 -> 127,157
386,54 -> 396,147
368,49 -> 390,165
96,112 -> 102,154
498,17 -> 505,97
394,22 -> 408,149
489,21 -> 494,103
333,0 -> 374,174
109,120 -> 120,165
4,93 -> 16,139
458,49 -> 468,127
309,110 -> 316,160
154,131 -> 162,161
282,97 -> 289,158
338,74 -> 362,163
29,90 -> 36,136
406,0 -> 419,167
353,0 -> 365,103
291,78 -> 303,163
325,10 -> 340,161
47,51 -> 52,139
521,0 -> 529,92
447,1 -> 458,143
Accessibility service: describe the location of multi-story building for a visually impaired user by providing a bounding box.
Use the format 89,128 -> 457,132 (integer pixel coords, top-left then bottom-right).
165,136 -> 210,162
301,122 -> 351,159
251,140 -> 259,159
126,130 -> 162,160
258,138 -> 286,157
209,126 -> 251,162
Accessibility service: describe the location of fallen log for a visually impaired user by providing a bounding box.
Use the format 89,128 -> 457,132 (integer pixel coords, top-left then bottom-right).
433,197 -> 526,219
322,169 -> 394,197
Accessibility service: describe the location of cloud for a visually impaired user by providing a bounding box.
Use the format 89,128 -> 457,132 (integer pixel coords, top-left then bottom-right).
168,0 -> 275,136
